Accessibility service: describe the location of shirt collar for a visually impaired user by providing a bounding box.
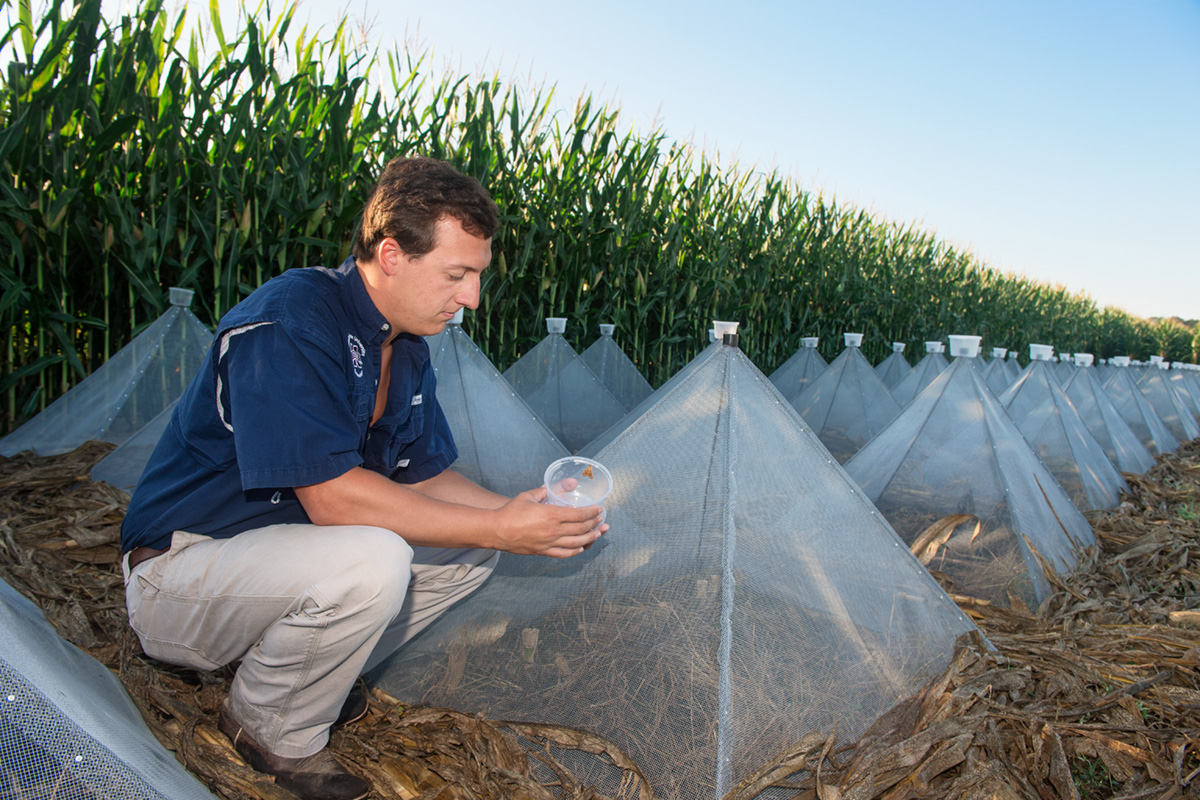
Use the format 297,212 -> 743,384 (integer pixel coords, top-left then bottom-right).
338,256 -> 393,346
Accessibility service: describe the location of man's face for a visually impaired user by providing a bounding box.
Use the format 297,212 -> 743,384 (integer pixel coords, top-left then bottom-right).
390,216 -> 492,337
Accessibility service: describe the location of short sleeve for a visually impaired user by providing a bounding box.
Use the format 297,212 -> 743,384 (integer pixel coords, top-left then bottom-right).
220,322 -> 365,489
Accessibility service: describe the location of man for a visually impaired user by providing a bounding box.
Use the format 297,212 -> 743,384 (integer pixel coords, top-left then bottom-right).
120,157 -> 606,800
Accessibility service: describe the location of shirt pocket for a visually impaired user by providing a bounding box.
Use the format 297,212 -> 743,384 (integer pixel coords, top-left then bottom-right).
363,399 -> 425,475
350,383 -> 374,423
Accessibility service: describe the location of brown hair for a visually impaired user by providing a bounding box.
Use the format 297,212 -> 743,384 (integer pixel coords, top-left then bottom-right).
353,157 -> 499,261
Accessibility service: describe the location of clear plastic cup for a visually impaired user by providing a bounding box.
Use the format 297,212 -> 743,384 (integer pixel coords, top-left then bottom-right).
544,456 -> 613,528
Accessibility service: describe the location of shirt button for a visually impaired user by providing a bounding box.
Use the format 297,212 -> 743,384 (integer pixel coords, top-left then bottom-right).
381,323 -> 389,331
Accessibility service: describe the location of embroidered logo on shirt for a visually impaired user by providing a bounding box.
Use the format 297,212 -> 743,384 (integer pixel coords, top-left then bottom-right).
271,491 -> 282,504
411,394 -> 423,406
347,334 -> 366,378
396,459 -> 410,468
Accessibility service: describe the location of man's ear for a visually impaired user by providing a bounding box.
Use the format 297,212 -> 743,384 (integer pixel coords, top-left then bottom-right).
377,237 -> 403,276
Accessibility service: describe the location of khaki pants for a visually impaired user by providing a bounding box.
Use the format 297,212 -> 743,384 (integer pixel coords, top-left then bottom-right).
124,525 -> 497,758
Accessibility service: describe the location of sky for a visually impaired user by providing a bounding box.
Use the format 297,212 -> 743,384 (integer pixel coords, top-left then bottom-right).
195,1 -> 1199,320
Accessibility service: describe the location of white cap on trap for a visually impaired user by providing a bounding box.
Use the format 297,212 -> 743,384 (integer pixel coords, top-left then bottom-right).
1172,361 -> 1186,370
1157,361 -> 1169,370
1111,356 -> 1131,367
448,308 -> 464,325
948,335 -> 982,358
924,341 -> 941,354
801,337 -> 819,348
892,342 -> 906,353
169,287 -> 195,307
1075,353 -> 1094,367
843,332 -> 863,347
599,324 -> 615,336
1149,355 -> 1164,365
713,320 -> 739,339
708,328 -> 716,343
992,347 -> 1007,359
1008,351 -> 1019,359
1029,344 -> 1054,361
546,318 -> 567,334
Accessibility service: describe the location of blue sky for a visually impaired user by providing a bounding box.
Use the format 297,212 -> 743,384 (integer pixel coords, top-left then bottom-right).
197,1 -> 1198,320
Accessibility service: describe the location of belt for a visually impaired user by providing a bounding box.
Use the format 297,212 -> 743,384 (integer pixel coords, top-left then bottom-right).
127,545 -> 168,571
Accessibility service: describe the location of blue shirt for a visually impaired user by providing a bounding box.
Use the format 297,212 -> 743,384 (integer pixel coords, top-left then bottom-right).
121,259 -> 458,553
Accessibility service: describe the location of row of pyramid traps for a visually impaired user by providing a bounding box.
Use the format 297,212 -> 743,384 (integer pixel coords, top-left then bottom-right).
4,301 -> 1200,799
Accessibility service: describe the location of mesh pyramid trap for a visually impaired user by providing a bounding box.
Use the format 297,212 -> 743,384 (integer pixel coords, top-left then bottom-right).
1168,365 -> 1200,423
768,335 -> 827,402
998,346 -> 1127,511
981,347 -> 1013,396
889,341 -> 950,407
1004,350 -> 1022,383
580,324 -> 654,412
0,288 -> 213,458
372,324 -> 978,800
873,342 -> 912,389
425,311 -> 569,496
503,318 -> 627,453
1102,359 -> 1180,456
844,336 -> 1095,607
791,333 -> 902,463
1061,356 -> 1156,475
1,578 -> 216,800
89,398 -> 179,492
1137,365 -> 1200,444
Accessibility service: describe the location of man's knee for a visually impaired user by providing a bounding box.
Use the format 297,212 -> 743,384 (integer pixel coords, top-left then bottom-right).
316,526 -> 413,615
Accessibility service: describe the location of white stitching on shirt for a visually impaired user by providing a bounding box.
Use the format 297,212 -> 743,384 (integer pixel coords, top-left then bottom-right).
216,322 -> 276,432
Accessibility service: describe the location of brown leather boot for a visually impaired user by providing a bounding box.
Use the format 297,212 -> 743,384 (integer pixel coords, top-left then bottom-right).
218,701 -> 368,800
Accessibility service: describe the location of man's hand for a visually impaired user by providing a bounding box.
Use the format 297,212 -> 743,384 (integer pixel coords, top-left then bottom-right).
494,486 -> 607,558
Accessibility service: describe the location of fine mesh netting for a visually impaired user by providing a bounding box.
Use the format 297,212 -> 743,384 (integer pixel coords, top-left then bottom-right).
1137,368 -> 1200,444
1103,367 -> 1180,456
371,341 -> 978,800
889,347 -> 949,407
767,338 -> 827,402
844,357 -> 1095,607
998,361 -> 1127,511
1061,367 -> 1156,474
1169,371 -> 1200,423
89,399 -> 178,492
1,579 -> 215,800
503,323 -> 627,453
580,326 -> 654,412
426,319 -> 569,496
981,356 -> 1013,397
1004,352 -> 1022,383
790,339 -> 901,463
0,289 -> 212,458
873,344 -> 911,390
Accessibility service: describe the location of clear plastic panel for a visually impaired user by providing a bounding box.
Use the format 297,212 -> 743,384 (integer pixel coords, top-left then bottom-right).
372,346 -> 976,800
889,352 -> 948,407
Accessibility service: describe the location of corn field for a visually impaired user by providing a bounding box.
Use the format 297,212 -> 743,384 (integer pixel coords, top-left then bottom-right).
0,0 -> 1189,435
